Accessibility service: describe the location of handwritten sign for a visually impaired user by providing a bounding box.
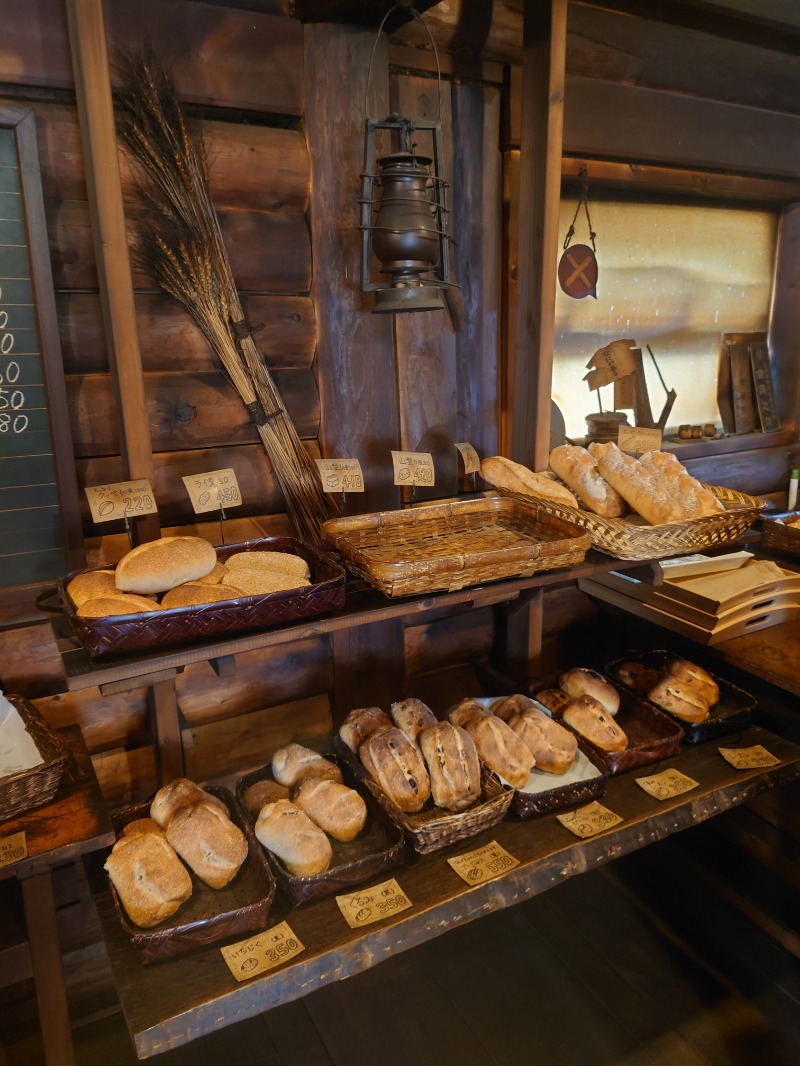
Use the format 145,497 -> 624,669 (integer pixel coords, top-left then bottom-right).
220,920 -> 304,982
635,768 -> 699,801
84,480 -> 158,524
335,877 -> 412,929
391,451 -> 435,487
447,841 -> 519,886
454,442 -> 481,476
181,468 -> 242,514
0,830 -> 26,869
556,801 -> 623,838
315,458 -> 365,494
718,745 -> 780,770
618,425 -> 662,454
583,339 -> 637,391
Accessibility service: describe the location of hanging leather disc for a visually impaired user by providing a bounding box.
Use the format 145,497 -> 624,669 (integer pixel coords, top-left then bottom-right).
558,243 -> 598,299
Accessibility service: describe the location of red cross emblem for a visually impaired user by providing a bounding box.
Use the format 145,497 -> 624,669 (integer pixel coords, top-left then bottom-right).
558,244 -> 598,299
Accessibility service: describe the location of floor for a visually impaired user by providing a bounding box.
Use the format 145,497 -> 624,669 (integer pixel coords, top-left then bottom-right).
3,828 -> 799,1066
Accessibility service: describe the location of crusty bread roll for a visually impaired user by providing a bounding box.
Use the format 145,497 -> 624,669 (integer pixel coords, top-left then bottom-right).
150,778 -> 229,829
562,696 -> 628,752
271,744 -> 343,789
241,779 -> 290,819
490,693 -> 539,722
463,713 -> 534,789
418,721 -> 481,812
590,442 -> 681,525
120,817 -> 162,839
254,799 -> 332,877
338,706 -> 393,753
506,707 -> 578,775
115,536 -> 218,594
389,698 -> 438,745
549,444 -> 627,518
165,800 -> 248,889
480,455 -> 579,508
559,667 -> 621,716
225,550 -> 311,582
194,560 -> 231,585
663,656 -> 719,706
160,581 -> 243,609
534,689 -> 573,717
646,676 -> 710,723
66,569 -> 117,608
359,727 -> 431,813
292,776 -> 367,842
224,567 -> 310,597
77,593 -> 160,617
639,452 -> 723,520
105,832 -> 192,928
614,661 -> 661,695
448,697 -> 490,729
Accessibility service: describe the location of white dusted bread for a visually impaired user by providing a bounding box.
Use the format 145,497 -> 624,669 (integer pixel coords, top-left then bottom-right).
255,799 -> 332,876
150,777 -> 229,829
271,744 -> 343,788
480,455 -> 579,508
549,444 -> 626,518
104,831 -> 192,928
417,721 -> 481,812
165,800 -> 248,889
292,776 -> 367,842
114,535 -> 218,594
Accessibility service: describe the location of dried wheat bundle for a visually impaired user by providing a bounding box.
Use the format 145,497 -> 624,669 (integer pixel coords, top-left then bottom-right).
113,47 -> 337,543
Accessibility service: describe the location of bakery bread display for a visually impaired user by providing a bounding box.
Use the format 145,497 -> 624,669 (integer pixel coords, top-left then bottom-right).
390,697 -> 438,744
115,536 -> 218,594
254,798 -> 333,877
226,550 -> 311,582
160,582 -> 244,609
417,721 -> 482,812
66,569 -> 118,608
338,706 -> 393,753
559,667 -> 620,716
490,693 -> 539,722
463,713 -> 534,789
359,727 -> 431,813
505,706 -> 578,774
271,744 -> 343,788
448,697 -> 490,728
663,656 -> 719,706
292,776 -> 367,842
150,778 -> 229,829
77,593 -> 161,617
611,654 -> 718,725
165,800 -> 248,889
480,455 -> 579,508
549,444 -> 626,518
562,696 -> 629,753
105,831 -> 193,929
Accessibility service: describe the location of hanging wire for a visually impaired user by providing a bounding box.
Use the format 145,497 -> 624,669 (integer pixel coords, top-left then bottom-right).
563,165 -> 597,252
364,1 -> 443,125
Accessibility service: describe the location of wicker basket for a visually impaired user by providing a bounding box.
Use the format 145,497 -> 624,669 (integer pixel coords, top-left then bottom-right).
761,513 -> 800,558
494,485 -> 764,561
321,497 -> 591,597
0,696 -> 70,822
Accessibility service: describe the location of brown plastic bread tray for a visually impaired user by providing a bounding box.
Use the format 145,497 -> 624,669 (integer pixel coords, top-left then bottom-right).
56,536 -> 346,658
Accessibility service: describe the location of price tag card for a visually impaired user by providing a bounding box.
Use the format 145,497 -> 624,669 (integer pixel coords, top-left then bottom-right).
618,425 -> 662,454
0,831 -> 26,869
635,768 -> 699,801
447,840 -> 519,886
335,877 -> 412,929
454,442 -> 481,476
719,745 -> 780,770
315,458 -> 365,493
85,480 -> 158,524
556,801 -> 623,839
181,468 -> 242,514
220,920 -> 304,982
391,451 -> 435,487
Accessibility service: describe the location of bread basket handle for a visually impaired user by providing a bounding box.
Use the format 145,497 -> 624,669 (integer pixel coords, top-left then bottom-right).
35,587 -> 64,616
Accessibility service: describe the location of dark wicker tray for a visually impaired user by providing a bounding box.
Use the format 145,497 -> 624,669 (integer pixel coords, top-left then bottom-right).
235,757 -> 406,907
107,785 -> 276,964
471,698 -> 610,818
0,695 -> 71,821
605,649 -> 756,744
761,512 -> 800,558
532,676 -> 684,775
334,736 -> 513,854
55,536 -> 346,658
321,497 -> 591,598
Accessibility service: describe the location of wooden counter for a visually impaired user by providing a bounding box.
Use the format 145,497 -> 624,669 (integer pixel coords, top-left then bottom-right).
89,723 -> 800,1060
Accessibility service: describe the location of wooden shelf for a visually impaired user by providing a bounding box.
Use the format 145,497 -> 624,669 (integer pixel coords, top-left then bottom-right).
88,724 -> 800,1060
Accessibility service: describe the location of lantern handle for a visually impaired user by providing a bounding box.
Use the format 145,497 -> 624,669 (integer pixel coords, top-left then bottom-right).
364,2 -> 443,127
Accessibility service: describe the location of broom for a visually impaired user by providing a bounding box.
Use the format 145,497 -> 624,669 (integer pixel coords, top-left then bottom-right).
112,47 -> 337,544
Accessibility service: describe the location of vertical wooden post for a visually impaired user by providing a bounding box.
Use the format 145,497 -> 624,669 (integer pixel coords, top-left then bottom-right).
65,0 -> 160,542
22,872 -> 74,1066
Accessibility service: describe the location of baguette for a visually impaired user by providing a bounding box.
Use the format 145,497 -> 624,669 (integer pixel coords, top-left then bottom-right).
548,444 -> 626,517
590,443 -> 682,524
639,451 -> 723,519
480,455 -> 579,508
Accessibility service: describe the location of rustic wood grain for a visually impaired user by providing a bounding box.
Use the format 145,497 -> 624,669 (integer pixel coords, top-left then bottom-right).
682,446 -> 791,496
404,606 -> 493,682
769,203 -> 800,431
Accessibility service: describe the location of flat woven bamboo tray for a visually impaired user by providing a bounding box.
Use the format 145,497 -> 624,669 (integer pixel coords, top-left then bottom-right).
54,536 -> 346,658
761,513 -> 800,558
493,485 -> 764,561
321,497 -> 591,597
0,695 -> 71,821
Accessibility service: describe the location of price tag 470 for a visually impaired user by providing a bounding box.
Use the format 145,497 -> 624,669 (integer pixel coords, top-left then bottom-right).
84,480 -> 158,524
181,468 -> 242,514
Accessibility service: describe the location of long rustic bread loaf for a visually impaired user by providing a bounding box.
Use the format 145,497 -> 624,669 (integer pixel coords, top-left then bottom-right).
463,713 -> 534,789
548,444 -> 627,517
559,667 -> 620,715
639,451 -> 723,519
338,706 -> 393,753
292,776 -> 367,842
271,744 -> 343,788
389,697 -> 438,745
150,778 -> 229,829
663,656 -> 719,705
562,695 -> 628,752
418,721 -> 482,812
505,707 -> 578,775
480,455 -> 579,508
646,676 -> 710,723
254,799 -> 332,877
359,727 -> 431,812
589,442 -> 681,524
105,832 -> 192,928
166,800 -> 248,889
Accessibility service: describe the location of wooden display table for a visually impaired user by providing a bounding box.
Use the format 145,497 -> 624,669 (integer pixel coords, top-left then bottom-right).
0,726 -> 114,1065
88,724 -> 800,1060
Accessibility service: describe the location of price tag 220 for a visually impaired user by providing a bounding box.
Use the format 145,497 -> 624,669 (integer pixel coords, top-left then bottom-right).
182,468 -> 242,514
84,480 -> 158,524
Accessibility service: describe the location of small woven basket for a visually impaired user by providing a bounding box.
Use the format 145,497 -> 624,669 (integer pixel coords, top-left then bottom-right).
0,696 -> 70,821
761,514 -> 800,558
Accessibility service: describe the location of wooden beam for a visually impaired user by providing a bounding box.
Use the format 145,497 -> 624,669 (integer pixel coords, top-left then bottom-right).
769,203 -> 800,431
65,0 -> 159,542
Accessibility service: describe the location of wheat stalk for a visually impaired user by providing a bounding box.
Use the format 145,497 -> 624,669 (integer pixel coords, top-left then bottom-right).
113,47 -> 337,543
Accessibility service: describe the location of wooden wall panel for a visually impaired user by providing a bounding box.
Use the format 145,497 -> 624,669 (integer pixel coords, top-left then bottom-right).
769,204 -> 800,431
404,607 -> 493,681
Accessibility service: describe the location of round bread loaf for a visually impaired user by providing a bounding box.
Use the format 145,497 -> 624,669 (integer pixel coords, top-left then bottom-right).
77,593 -> 160,618
271,744 -> 343,789
559,667 -> 620,715
225,567 -> 310,597
463,713 -> 534,789
292,776 -> 367,842
150,778 -> 229,829
242,779 -> 291,819
194,560 -> 231,586
338,706 -> 393,753
255,799 -> 332,877
506,707 -> 578,774
418,721 -> 481,812
104,832 -> 192,928
165,800 -> 248,889
115,536 -> 217,594
562,696 -> 628,752
389,697 -> 438,744
359,727 -> 431,813
66,569 -> 117,608
120,817 -> 162,839
225,550 -> 311,581
160,582 -> 243,610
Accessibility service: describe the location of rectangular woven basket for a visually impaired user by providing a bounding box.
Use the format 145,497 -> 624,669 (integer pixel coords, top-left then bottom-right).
493,485 -> 764,561
761,513 -> 800,558
0,696 -> 70,821
321,496 -> 591,597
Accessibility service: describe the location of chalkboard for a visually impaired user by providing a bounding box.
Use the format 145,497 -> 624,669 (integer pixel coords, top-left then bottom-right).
0,106 -> 83,606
